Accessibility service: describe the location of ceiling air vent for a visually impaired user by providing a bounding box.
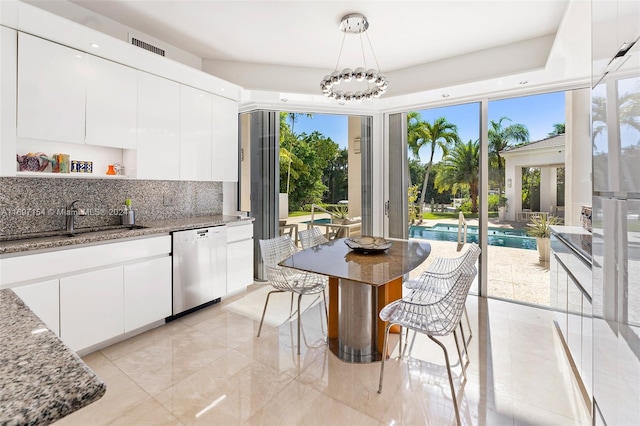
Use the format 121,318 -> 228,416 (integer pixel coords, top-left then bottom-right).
130,37 -> 165,57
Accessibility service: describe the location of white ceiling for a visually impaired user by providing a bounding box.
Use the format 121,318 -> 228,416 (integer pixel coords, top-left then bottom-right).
27,0 -> 594,101
68,0 -> 568,71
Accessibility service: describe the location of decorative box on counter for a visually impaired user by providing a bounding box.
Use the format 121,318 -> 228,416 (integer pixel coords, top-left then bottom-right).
71,160 -> 93,173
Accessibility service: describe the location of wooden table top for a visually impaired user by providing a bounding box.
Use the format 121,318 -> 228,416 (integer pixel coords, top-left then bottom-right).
280,237 -> 431,286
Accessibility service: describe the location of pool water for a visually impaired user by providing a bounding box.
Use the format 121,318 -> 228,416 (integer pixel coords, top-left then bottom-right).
409,223 -> 537,250
302,218 -> 332,224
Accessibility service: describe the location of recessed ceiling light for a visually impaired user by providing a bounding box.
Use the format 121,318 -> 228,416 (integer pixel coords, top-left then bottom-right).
90,43 -> 99,48
441,94 -> 450,98
338,102 -> 345,106
519,80 -> 528,85
219,88 -> 225,92
281,98 -> 288,103
75,54 -> 82,59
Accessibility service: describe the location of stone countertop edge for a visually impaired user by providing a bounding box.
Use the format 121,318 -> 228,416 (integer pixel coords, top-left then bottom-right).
550,224 -> 592,264
0,289 -> 106,425
0,215 -> 254,255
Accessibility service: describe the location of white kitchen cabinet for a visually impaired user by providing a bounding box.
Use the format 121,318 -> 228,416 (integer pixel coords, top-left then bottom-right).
124,256 -> 172,332
180,85 -> 212,181
12,279 -> 60,336
85,54 -> 138,149
212,95 -> 239,182
60,266 -> 124,352
136,71 -> 180,180
226,222 -> 254,294
17,32 -> 86,144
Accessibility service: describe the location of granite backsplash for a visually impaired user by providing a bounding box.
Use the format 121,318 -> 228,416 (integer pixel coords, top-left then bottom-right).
0,177 -> 222,236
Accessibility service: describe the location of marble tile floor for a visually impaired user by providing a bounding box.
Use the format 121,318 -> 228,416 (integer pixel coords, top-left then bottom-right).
55,287 -> 591,426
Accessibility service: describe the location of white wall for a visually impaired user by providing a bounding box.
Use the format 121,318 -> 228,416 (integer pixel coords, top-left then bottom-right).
565,88 -> 592,226
347,116 -> 362,218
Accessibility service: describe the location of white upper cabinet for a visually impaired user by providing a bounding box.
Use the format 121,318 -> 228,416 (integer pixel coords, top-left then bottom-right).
137,71 -> 180,180
212,95 -> 239,182
180,85 -> 212,181
85,55 -> 138,149
17,32 -> 86,144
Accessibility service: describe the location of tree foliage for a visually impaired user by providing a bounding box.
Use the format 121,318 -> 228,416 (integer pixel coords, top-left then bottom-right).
407,112 -> 460,211
488,117 -> 529,198
435,139 -> 480,213
279,113 -> 342,211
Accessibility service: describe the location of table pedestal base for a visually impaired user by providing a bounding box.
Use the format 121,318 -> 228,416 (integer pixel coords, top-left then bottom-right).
327,276 -> 403,363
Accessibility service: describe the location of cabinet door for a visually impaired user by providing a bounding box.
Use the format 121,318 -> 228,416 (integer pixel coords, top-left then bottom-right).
137,71 -> 180,180
12,279 -> 60,336
556,260 -> 568,338
226,239 -> 254,294
85,55 -> 137,149
60,266 -> 124,352
211,95 -> 238,182
567,276 -> 583,373
180,85 -> 212,181
17,33 -> 86,144
123,256 -> 172,332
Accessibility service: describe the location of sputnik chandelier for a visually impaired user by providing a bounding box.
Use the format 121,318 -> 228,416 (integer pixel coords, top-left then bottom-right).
321,13 -> 389,101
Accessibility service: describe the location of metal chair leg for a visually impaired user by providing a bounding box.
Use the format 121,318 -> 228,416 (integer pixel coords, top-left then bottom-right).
289,293 -> 294,317
463,306 -> 473,345
257,290 -> 284,337
429,336 -> 461,426
377,322 -> 394,393
297,293 -> 303,355
452,330 -> 466,380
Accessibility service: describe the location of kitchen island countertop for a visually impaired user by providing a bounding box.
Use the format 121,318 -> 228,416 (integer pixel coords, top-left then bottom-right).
0,215 -> 253,255
0,289 -> 106,425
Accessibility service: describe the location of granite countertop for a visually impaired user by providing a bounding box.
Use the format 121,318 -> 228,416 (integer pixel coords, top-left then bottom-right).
0,289 -> 106,425
0,215 -> 253,255
550,225 -> 592,264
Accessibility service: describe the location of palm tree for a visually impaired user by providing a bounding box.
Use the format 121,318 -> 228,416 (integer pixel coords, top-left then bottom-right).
408,114 -> 460,213
548,123 -> 565,136
435,139 -> 480,213
488,117 -> 529,199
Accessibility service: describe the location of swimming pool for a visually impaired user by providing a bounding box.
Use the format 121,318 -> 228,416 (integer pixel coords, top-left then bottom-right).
302,218 -> 332,224
409,223 -> 537,250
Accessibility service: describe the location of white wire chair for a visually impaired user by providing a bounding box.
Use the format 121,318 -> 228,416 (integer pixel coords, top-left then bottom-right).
405,243 -> 480,351
298,227 -> 329,249
377,261 -> 478,426
258,235 -> 328,354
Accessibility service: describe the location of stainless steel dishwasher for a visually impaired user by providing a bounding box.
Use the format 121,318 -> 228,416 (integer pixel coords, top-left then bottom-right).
172,226 -> 227,315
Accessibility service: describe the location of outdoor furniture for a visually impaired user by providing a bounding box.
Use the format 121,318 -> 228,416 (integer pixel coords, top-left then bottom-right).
516,211 -> 548,222
377,262 -> 478,426
305,220 -> 361,240
299,227 -> 329,249
258,236 -> 328,355
279,220 -> 299,245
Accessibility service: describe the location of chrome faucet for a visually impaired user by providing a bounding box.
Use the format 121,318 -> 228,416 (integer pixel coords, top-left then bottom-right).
65,200 -> 86,234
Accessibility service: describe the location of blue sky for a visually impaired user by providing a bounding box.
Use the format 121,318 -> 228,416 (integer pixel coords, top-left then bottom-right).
286,91 -> 565,163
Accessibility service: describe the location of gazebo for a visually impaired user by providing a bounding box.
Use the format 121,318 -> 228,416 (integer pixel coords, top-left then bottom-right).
501,135 -> 565,222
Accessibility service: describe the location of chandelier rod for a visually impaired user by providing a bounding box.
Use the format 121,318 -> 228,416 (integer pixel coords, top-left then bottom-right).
365,31 -> 382,72
334,32 -> 347,72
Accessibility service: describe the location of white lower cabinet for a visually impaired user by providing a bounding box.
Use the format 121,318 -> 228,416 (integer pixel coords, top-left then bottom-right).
227,239 -> 254,294
60,266 -> 124,352
226,222 -> 254,294
124,256 -> 172,332
12,279 -> 60,336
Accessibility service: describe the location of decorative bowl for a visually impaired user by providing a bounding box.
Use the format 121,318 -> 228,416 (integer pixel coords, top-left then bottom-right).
344,236 -> 392,254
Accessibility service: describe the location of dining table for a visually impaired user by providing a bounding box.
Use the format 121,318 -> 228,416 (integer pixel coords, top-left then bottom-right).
280,237 -> 431,363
